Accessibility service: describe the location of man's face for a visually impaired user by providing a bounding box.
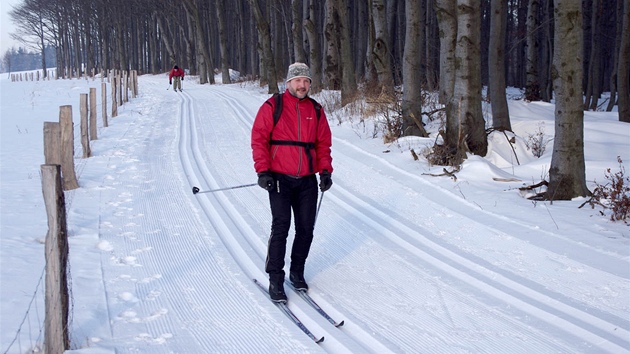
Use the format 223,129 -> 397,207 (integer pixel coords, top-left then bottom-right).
287,77 -> 311,99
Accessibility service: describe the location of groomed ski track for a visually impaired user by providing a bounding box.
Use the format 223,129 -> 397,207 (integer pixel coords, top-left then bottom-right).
91,76 -> 628,353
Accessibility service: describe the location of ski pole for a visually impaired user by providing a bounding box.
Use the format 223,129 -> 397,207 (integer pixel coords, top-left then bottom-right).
314,191 -> 325,227
192,183 -> 257,195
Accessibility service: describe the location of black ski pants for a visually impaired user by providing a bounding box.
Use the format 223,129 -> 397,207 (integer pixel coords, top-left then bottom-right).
265,173 -> 318,281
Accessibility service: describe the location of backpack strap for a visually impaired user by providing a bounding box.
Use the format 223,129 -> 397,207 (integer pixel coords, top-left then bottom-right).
273,93 -> 283,126
308,97 -> 321,121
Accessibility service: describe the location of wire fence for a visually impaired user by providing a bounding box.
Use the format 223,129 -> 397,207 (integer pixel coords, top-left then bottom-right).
2,267 -> 45,354
3,69 -> 137,353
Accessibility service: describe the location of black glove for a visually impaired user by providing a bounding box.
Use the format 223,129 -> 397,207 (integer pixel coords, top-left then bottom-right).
181,77 -> 184,81
257,172 -> 274,191
169,81 -> 172,84
319,170 -> 332,192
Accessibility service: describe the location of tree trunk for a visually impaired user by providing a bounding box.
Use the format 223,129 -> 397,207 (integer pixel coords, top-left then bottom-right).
324,0 -> 340,89
540,0 -> 554,102
425,0 -> 439,91
525,0 -> 541,101
402,0 -> 428,137
292,0 -> 306,63
216,0 -> 231,84
364,0 -> 378,87
40,16 -> 48,78
618,0 -> 630,122
153,12 -> 176,66
489,0 -> 511,131
606,0 -> 623,112
304,0 -> 323,94
247,0 -> 279,94
435,0 -> 457,105
547,0 -> 590,200
355,0 -> 369,81
371,0 -> 394,94
337,0 -> 358,105
183,0 -> 214,84
584,0 -> 602,110
452,1 -> 487,157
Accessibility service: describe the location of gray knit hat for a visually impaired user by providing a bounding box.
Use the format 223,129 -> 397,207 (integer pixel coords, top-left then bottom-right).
286,62 -> 311,82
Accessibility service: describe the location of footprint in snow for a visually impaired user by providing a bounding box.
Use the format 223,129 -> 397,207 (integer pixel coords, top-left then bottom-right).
135,332 -> 173,344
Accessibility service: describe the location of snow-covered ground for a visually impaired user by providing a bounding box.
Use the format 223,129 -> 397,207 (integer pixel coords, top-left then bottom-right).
1,72 -> 628,353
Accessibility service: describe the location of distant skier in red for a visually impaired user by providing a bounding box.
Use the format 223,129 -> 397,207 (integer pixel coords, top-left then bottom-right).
169,65 -> 184,92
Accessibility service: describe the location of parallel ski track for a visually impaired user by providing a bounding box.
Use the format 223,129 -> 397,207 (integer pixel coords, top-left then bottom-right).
202,87 -> 629,353
107,91 -> 294,353
175,89 -> 385,353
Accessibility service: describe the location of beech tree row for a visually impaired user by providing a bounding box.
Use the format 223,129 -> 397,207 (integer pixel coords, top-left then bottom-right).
9,1 -> 628,114
9,0 -> 630,201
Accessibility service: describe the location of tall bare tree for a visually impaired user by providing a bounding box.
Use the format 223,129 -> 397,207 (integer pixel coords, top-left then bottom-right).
247,0 -> 279,94
215,0 -> 231,84
370,0 -> 394,94
401,0 -> 428,137
291,0 -> 306,63
433,0 -> 487,166
525,0 -> 541,101
540,0 -> 554,102
606,0 -> 624,112
452,0 -> 487,158
547,0 -> 590,200
489,0 -> 511,131
303,0 -> 322,94
618,0 -> 630,122
583,0 -> 602,110
435,0 -> 457,105
336,0 -> 358,105
324,0 -> 340,89
9,0 -> 53,77
183,0 -> 214,84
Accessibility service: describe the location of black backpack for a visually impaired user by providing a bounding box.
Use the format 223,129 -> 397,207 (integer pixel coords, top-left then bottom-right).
266,93 -> 322,173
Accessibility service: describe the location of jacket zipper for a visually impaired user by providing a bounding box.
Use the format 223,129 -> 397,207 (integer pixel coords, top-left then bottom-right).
295,101 -> 303,177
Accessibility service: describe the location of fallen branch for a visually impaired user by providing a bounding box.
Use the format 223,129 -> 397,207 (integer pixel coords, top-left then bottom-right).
519,180 -> 548,190
492,177 -> 522,182
578,195 -> 606,210
519,180 -> 548,200
422,166 -> 460,181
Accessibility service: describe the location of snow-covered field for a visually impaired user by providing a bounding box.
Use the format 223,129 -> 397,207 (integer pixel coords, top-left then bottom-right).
1,72 -> 628,353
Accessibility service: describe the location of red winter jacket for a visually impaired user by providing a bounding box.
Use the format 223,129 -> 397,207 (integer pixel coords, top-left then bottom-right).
169,67 -> 184,80
251,90 -> 333,177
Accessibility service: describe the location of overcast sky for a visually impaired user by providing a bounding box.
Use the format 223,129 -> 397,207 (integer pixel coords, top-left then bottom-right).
1,0 -> 22,54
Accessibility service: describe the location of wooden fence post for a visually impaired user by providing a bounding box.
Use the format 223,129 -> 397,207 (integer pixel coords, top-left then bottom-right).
118,73 -> 123,107
59,105 -> 79,190
80,94 -> 91,158
102,82 -> 108,127
89,87 -> 97,140
111,78 -> 118,118
123,71 -> 129,103
131,70 -> 138,98
41,164 -> 70,354
43,122 -> 61,165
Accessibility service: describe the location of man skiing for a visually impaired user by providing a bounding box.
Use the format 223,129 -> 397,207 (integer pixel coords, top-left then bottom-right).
169,65 -> 184,92
251,62 -> 334,302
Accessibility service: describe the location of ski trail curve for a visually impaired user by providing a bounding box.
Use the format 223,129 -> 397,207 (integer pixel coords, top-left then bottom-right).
196,85 -> 628,353
177,88 -> 389,353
